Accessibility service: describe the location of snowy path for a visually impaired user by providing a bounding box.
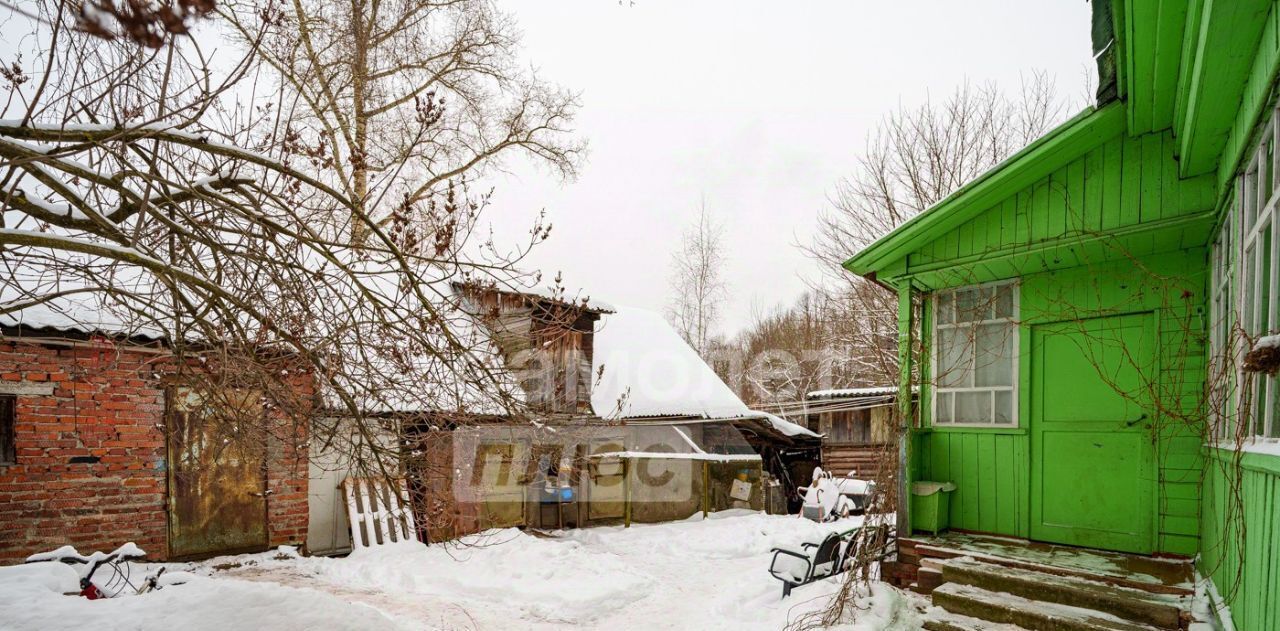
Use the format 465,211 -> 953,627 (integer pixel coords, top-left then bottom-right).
0,511 -> 924,630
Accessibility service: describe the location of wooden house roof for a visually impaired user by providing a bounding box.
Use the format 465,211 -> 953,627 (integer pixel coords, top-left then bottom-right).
844,0 -> 1278,283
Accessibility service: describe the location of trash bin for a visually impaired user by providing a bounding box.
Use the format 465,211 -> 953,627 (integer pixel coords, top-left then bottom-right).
910,481 -> 957,535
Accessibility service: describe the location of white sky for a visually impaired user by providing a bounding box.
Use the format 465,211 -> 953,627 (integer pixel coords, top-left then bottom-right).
0,2 -> 1093,337
485,0 -> 1095,336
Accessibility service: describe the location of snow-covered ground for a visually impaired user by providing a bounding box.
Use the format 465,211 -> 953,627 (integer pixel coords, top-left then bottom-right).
0,511 -> 923,631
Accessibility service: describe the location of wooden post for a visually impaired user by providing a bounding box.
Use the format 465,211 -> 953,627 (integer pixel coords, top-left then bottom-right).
702,461 -> 709,518
623,458 -> 632,528
896,282 -> 915,537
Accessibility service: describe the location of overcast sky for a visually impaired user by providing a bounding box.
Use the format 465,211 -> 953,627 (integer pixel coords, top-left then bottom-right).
482,1 -> 1096,336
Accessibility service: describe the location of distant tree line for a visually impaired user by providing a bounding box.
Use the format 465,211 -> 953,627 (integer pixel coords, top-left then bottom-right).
685,74 -> 1072,414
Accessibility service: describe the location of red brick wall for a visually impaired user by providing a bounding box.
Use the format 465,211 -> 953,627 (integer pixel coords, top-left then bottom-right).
0,338 -> 311,563
266,373 -> 311,549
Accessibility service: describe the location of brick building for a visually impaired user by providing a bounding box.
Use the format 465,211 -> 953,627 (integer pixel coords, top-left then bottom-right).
0,321 -> 312,563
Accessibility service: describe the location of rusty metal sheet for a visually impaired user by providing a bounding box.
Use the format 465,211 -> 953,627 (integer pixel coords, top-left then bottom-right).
472,442 -> 525,529
167,387 -> 269,559
586,439 -> 625,521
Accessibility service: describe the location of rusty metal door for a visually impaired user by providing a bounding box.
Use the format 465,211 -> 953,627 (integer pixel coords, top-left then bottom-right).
586,439 -> 625,521
166,387 -> 269,559
471,442 -> 525,529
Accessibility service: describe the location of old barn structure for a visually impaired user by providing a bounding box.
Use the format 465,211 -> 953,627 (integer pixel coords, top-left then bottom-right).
0,308 -> 312,563
306,285 -> 801,554
805,387 -> 898,482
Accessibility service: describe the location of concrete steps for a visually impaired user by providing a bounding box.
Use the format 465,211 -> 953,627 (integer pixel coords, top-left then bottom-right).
932,582 -> 1163,631
940,557 -> 1187,629
922,607 -> 1030,631
908,537 -> 1194,597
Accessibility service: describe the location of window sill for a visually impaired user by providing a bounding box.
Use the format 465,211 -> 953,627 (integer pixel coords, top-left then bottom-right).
1207,441 -> 1280,476
918,425 -> 1026,435
1210,439 -> 1280,457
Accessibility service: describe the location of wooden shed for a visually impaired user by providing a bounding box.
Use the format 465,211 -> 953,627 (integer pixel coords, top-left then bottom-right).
805,387 -> 900,481
307,286 -> 777,550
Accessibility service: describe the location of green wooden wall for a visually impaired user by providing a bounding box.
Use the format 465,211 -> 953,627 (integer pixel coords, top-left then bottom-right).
859,2 -> 1280,627
905,128 -> 1214,276
1026,255 -> 1206,557
1197,3 -> 1280,628
1216,0 -> 1280,193
916,429 -> 1026,536
1201,450 -> 1280,631
911,252 -> 1206,555
895,121 -> 1213,556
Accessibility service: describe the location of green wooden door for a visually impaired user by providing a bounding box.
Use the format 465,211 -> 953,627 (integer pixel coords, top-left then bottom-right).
1030,313 -> 1155,554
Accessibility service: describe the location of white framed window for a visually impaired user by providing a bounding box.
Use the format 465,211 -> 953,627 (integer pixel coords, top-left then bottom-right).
1213,107 -> 1280,443
931,281 -> 1019,427
1237,115 -> 1280,440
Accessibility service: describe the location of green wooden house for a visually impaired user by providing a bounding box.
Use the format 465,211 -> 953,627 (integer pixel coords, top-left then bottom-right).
844,2 -> 1280,628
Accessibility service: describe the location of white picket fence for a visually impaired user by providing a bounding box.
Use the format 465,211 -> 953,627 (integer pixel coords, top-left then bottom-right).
341,477 -> 417,549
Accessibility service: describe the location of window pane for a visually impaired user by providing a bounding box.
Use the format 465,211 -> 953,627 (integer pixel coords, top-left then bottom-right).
995,391 -> 1014,425
1268,375 -> 1280,438
955,391 -> 992,424
956,288 -> 985,323
1245,244 -> 1257,334
979,287 -> 995,320
1259,140 -> 1269,204
937,328 -> 972,388
1255,374 -> 1267,437
1265,141 -> 1275,204
933,283 -> 1019,428
994,285 -> 1014,319
976,323 -> 1015,387
936,392 -> 953,424
1245,169 -> 1258,229
1262,223 -> 1273,334
936,293 -> 953,325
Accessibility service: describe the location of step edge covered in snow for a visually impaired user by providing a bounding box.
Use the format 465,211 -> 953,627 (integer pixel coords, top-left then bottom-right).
940,556 -> 1187,630
932,582 -> 1164,631
914,543 -> 1194,596
922,605 -> 1032,631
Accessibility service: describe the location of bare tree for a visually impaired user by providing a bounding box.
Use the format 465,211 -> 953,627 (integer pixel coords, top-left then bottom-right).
727,292 -> 827,408
803,73 -> 1068,386
0,0 -> 215,48
666,201 -> 727,355
218,0 -> 585,244
0,1 -> 569,486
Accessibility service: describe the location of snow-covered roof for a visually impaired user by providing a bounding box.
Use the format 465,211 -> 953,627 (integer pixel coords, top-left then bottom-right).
749,411 -> 822,439
0,265 -> 168,341
0,295 -> 164,340
3,270 -> 750,423
1,264 -> 523,416
511,284 -> 615,313
452,280 -> 615,314
591,306 -> 751,421
807,386 -> 901,399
